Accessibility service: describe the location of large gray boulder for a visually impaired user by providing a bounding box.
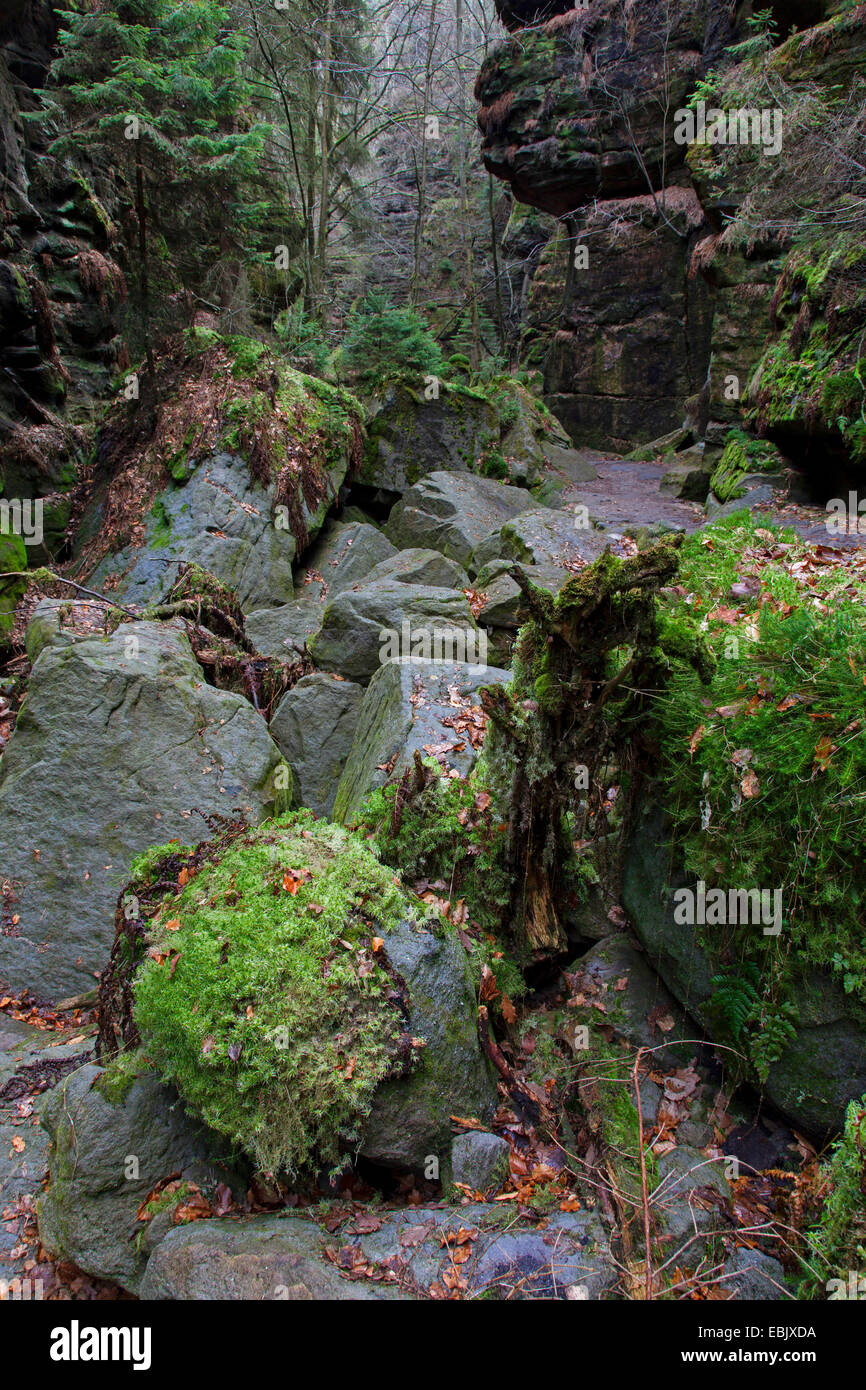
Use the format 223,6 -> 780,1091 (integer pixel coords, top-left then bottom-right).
38,1061 -> 246,1295
362,379 -> 499,493
309,580 -> 481,685
475,505 -> 609,572
333,657 -> 511,826
475,558 -> 569,630
244,598 -> 323,659
141,1200 -> 615,1300
0,621 -> 287,998
622,804 -> 866,1139
362,913 -> 497,1170
295,518 -> 397,599
269,672 -> 364,818
385,471 -> 536,575
88,453 -> 313,612
362,548 -> 470,591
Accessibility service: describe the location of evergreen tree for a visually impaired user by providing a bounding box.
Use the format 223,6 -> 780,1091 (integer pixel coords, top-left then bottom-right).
37,0 -> 282,373
341,291 -> 443,388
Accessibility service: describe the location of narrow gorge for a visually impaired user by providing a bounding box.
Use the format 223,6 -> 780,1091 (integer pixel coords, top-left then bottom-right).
0,0 -> 864,1323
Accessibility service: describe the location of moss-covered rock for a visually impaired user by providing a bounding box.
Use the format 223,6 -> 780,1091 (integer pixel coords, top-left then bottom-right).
362,376 -> 500,493
709,430 -> 787,504
78,333 -> 366,608
120,811 -> 495,1177
0,530 -> 27,642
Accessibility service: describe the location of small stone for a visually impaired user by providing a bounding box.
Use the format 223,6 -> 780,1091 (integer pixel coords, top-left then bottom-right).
451,1131 -> 510,1195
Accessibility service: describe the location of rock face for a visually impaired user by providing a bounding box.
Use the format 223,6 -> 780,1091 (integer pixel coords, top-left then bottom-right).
38,1061 -> 245,1295
333,657 -> 511,826
523,197 -> 714,453
269,672 -> 364,818
477,0 -> 864,471
622,805 -> 866,1139
475,2 -> 723,216
385,471 -> 536,574
0,621 -> 286,998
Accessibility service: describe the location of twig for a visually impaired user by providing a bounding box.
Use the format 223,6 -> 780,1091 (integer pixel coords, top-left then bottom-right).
633,1046 -> 654,1300
0,570 -> 140,622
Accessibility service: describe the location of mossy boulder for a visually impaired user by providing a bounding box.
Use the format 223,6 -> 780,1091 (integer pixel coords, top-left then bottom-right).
362,376 -> 499,493
80,334 -> 366,611
659,449 -> 714,503
89,452 -> 300,613
709,431 -> 787,505
481,504 -> 608,573
123,812 -> 496,1176
0,530 -> 27,642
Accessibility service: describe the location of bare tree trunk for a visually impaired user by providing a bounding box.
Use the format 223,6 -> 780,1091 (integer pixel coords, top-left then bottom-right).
411,0 -> 438,308
314,0 -> 336,314
456,0 -> 481,367
135,143 -> 155,383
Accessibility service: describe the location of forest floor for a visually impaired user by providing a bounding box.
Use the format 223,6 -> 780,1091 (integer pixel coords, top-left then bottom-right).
0,999 -> 125,1300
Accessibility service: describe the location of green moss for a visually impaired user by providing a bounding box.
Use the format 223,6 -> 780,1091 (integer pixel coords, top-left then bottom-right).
130,841 -> 189,885
710,430 -> 785,503
0,531 -> 28,642
93,1047 -> 153,1105
800,1095 -> 866,1298
227,335 -> 269,380
356,761 -> 528,1010
132,810 -> 424,1177
357,762 -> 513,938
147,496 -> 173,548
653,515 -> 866,1078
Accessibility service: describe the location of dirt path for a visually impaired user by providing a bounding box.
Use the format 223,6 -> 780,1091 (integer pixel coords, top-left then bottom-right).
559,454 -> 866,549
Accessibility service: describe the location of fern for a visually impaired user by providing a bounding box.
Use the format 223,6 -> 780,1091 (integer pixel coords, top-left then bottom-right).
709,963 -> 761,1042
709,964 -> 797,1083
